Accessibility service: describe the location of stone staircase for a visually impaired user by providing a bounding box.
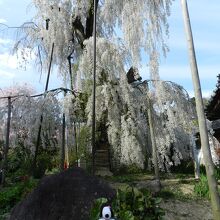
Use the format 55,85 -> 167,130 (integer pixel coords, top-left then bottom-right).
95,147 -> 112,176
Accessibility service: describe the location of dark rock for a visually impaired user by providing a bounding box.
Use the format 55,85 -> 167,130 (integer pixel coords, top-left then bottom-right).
9,167 -> 115,220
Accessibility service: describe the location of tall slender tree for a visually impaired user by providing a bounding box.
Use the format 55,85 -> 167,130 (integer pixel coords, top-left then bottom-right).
181,0 -> 220,219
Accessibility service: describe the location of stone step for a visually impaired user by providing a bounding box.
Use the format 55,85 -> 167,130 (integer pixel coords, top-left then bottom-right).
95,161 -> 109,167
95,157 -> 109,161
96,153 -> 108,156
95,167 -> 113,177
96,149 -> 108,153
94,147 -> 111,176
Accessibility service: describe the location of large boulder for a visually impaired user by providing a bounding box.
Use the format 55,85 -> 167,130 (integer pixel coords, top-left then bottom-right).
9,167 -> 115,220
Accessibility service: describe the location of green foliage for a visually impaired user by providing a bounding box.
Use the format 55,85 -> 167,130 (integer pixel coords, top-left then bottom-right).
106,173 -> 145,184
77,125 -> 91,156
115,164 -> 144,175
214,166 -> 220,180
199,165 -> 206,175
194,174 -> 209,198
32,146 -> 59,179
0,178 -> 38,218
170,160 -> 194,174
108,175 -> 136,183
45,167 -> 60,175
68,125 -> 91,168
90,198 -> 108,220
7,144 -> 32,176
90,187 -> 164,220
194,166 -> 220,198
5,143 -> 58,180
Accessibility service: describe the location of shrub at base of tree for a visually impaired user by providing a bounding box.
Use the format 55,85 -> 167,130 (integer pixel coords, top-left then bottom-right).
90,186 -> 165,220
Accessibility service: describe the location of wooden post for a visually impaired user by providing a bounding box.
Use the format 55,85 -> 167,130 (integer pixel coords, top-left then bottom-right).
92,0 -> 97,175
74,122 -> 78,166
181,0 -> 220,218
0,97 -> 12,186
75,122 -> 80,167
65,123 -> 69,169
67,54 -> 74,91
61,98 -> 66,171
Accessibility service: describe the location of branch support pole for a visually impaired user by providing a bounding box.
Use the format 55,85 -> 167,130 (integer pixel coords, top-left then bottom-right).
61,91 -> 66,171
33,42 -> 54,174
92,0 -> 97,175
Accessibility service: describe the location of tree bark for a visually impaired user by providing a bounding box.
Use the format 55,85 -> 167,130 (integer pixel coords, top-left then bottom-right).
181,0 -> 220,219
146,82 -> 160,182
0,97 -> 12,186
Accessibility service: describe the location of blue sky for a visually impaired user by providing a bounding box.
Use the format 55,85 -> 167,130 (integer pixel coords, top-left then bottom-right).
0,0 -> 220,97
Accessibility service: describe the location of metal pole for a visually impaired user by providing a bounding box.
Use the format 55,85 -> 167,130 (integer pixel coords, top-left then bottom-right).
0,97 -> 12,186
181,0 -> 220,218
92,0 -> 97,175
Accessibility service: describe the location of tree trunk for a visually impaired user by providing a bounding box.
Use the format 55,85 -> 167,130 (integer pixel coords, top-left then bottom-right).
0,97 -> 12,186
61,111 -> 66,171
181,0 -> 220,218
60,91 -> 68,171
146,82 -> 160,182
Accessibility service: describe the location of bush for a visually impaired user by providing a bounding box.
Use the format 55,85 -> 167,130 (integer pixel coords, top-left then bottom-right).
33,148 -> 59,178
170,160 -> 194,174
7,145 -> 32,176
214,166 -> 220,180
194,174 -> 209,198
199,165 -> 206,175
114,164 -> 144,175
0,178 -> 38,218
90,186 -> 164,220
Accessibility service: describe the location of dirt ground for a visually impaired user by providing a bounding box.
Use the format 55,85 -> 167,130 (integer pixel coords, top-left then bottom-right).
161,178 -> 212,219
161,199 -> 212,220
108,174 -> 213,220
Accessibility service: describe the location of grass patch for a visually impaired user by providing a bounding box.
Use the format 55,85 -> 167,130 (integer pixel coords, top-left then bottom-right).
106,174 -> 139,183
194,174 -> 209,198
105,173 -> 154,183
